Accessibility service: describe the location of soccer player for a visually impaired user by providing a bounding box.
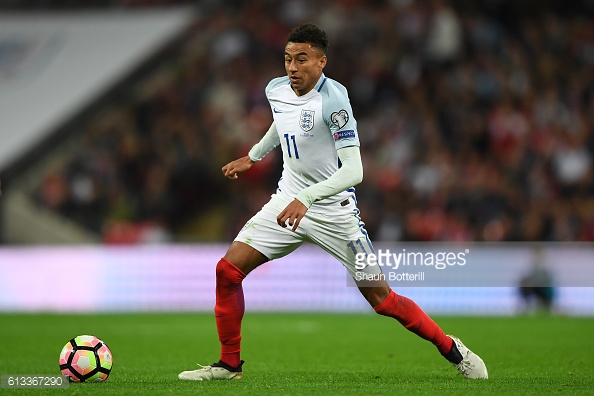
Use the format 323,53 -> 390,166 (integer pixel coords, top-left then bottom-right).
179,23 -> 488,381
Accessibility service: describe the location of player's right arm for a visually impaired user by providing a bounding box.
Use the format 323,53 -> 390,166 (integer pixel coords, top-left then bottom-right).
222,122 -> 280,179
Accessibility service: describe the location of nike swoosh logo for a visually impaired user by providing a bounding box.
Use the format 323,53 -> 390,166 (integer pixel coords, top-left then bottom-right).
273,108 -> 283,113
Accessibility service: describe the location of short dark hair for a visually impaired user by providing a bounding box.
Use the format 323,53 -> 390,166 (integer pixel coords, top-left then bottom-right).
287,23 -> 329,54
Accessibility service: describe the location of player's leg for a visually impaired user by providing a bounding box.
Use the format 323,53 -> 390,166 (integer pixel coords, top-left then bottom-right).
358,281 -> 452,354
179,194 -> 303,381
215,196 -> 305,366
178,242 -> 266,381
355,267 -> 487,378
214,242 -> 268,369
306,205 -> 452,351
355,267 -> 487,379
305,203 -> 487,378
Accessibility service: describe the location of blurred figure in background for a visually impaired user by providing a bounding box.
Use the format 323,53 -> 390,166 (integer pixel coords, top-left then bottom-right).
518,247 -> 556,314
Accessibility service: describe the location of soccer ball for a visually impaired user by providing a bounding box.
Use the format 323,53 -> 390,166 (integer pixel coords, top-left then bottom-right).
59,335 -> 113,382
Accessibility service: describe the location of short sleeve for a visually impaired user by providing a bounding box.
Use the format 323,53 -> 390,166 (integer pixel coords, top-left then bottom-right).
321,79 -> 360,150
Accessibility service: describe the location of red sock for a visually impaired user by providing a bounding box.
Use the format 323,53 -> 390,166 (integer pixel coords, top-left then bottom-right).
214,258 -> 246,368
373,290 -> 453,355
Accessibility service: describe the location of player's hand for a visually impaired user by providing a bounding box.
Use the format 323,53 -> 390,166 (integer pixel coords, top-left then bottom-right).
277,199 -> 308,232
222,156 -> 255,180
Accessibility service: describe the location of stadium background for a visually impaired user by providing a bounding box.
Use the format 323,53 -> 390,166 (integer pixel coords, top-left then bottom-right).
0,0 -> 593,315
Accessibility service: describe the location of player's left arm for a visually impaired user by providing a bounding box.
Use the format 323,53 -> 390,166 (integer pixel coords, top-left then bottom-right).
276,146 -> 362,231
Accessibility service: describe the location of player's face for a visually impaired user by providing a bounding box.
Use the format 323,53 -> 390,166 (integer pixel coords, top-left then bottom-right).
284,42 -> 327,96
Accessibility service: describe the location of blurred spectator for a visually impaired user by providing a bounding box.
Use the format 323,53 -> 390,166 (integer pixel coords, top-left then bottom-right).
518,247 -> 556,314
424,0 -> 463,65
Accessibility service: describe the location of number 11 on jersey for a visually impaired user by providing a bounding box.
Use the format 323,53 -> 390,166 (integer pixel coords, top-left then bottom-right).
284,134 -> 300,159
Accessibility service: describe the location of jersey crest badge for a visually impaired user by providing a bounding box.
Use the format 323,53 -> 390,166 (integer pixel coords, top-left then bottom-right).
299,110 -> 315,132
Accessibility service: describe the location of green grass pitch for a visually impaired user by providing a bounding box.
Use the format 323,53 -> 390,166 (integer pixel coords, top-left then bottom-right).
0,313 -> 592,395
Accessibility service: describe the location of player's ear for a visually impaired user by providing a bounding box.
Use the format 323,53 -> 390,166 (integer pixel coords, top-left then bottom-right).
319,55 -> 327,69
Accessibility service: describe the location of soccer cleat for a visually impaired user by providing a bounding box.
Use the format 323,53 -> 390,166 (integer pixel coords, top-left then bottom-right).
178,360 -> 244,381
445,336 -> 488,379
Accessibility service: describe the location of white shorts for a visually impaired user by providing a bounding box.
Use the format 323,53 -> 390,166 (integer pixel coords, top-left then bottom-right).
234,193 -> 382,277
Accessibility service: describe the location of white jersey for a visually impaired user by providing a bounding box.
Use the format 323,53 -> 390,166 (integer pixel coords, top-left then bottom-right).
265,73 -> 359,208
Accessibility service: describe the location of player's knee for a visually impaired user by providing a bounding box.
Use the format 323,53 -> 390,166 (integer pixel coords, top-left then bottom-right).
361,286 -> 392,309
216,258 -> 246,285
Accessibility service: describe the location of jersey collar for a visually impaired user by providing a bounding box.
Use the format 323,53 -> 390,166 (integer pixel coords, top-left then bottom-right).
313,73 -> 328,93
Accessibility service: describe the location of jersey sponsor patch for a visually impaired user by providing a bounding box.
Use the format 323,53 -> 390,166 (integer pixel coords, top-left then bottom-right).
299,109 -> 315,131
333,130 -> 356,141
331,109 -> 349,129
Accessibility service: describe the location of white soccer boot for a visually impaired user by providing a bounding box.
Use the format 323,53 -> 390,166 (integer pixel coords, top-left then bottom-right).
178,360 -> 244,381
446,336 -> 488,379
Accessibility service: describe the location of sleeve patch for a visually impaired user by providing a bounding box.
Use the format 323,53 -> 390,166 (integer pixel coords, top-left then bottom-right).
333,130 -> 356,141
331,109 -> 349,129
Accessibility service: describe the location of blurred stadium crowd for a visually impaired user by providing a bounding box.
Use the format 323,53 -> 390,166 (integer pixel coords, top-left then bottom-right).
12,0 -> 594,243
